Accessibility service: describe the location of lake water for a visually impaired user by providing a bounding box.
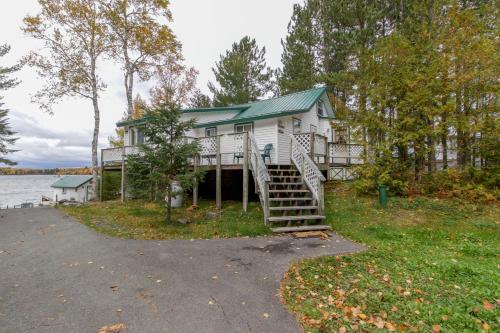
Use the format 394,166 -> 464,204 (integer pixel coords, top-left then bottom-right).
0,175 -> 61,208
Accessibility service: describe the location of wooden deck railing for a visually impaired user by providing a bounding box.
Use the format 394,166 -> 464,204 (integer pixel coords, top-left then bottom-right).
290,135 -> 326,214
101,134 -> 365,168
328,143 -> 364,165
248,132 -> 271,224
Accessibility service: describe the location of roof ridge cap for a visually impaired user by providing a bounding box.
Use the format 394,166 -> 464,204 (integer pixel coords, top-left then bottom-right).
252,86 -> 326,103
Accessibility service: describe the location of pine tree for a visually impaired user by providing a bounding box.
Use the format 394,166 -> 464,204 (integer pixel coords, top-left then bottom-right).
278,3 -> 318,95
208,36 -> 272,106
0,44 -> 20,166
126,102 -> 203,222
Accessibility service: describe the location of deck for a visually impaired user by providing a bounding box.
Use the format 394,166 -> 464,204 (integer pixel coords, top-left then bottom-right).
101,133 -> 364,174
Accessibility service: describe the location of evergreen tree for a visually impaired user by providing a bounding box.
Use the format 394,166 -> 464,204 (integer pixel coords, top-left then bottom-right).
126,102 -> 203,222
208,36 -> 272,106
280,0 -> 499,193
278,3 -> 318,95
0,44 -> 20,165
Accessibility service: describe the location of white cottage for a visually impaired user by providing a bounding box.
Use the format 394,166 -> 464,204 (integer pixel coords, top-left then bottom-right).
102,87 -> 361,232
51,175 -> 94,203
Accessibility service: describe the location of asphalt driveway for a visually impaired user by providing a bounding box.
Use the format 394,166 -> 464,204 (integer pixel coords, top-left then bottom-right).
0,207 -> 363,333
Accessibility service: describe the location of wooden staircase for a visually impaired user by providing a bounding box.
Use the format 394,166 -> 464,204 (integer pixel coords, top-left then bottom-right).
265,164 -> 329,233
247,132 -> 330,233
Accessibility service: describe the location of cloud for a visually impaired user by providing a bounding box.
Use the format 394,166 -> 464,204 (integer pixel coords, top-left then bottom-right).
7,111 -> 110,168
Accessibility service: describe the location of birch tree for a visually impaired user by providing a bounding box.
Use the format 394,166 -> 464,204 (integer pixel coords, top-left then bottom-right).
22,0 -> 109,192
100,0 -> 180,117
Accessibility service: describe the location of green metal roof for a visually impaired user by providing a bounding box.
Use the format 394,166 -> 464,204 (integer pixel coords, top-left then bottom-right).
51,175 -> 93,189
116,86 -> 329,128
193,86 -> 328,128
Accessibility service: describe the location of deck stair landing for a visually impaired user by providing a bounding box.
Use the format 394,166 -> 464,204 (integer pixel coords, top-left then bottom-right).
266,165 -> 329,232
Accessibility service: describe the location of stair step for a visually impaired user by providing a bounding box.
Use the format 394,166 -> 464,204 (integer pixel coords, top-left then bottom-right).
271,176 -> 301,179
269,182 -> 303,186
268,215 -> 325,222
269,206 -> 318,211
269,189 -> 309,193
271,225 -> 331,233
269,197 -> 314,201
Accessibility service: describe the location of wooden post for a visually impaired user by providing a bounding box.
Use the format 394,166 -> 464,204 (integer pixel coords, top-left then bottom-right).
193,155 -> 199,206
120,146 -> 125,202
325,139 -> 331,181
216,135 -> 222,210
319,181 -> 325,215
100,149 -> 104,201
242,132 -> 249,212
263,183 -> 269,226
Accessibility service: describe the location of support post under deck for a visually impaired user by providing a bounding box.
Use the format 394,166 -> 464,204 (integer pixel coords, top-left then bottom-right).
216,135 -> 222,210
99,149 -> 104,201
193,155 -> 199,206
326,141 -> 331,181
120,146 -> 125,203
242,132 -> 249,212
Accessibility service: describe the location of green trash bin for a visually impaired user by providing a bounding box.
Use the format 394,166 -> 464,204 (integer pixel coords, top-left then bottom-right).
378,185 -> 388,208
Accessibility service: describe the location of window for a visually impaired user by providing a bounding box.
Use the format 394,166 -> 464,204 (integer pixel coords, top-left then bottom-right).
317,100 -> 326,117
62,188 -> 67,194
292,118 -> 301,134
205,127 -> 217,137
235,123 -> 253,133
130,129 -> 136,146
310,125 -> 317,133
136,128 -> 144,144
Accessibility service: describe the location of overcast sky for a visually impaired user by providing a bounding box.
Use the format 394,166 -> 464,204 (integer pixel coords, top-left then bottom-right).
1,0 -> 299,168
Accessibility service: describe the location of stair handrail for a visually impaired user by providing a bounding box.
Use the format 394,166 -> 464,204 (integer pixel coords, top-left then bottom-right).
248,132 -> 271,223
290,134 -> 326,213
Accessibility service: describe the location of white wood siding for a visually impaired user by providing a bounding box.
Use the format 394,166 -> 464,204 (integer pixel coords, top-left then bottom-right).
277,117 -> 293,164
253,119 -> 278,163
53,184 -> 92,202
300,103 -> 320,134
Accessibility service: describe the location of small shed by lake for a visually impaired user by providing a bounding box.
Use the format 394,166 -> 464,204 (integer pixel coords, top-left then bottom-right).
51,175 -> 94,203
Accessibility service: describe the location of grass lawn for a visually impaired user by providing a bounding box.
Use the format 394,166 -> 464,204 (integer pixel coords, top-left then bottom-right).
60,199 -> 270,239
282,183 -> 499,332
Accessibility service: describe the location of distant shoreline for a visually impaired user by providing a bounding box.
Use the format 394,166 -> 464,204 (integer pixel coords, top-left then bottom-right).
0,167 -> 93,176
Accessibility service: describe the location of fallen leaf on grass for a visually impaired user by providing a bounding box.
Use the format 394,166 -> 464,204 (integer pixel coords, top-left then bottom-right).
386,322 -> 396,331
432,324 -> 441,332
338,326 -> 346,333
374,318 -> 385,329
482,322 -> 490,331
98,323 -> 126,333
306,318 -> 322,327
483,299 -> 494,310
